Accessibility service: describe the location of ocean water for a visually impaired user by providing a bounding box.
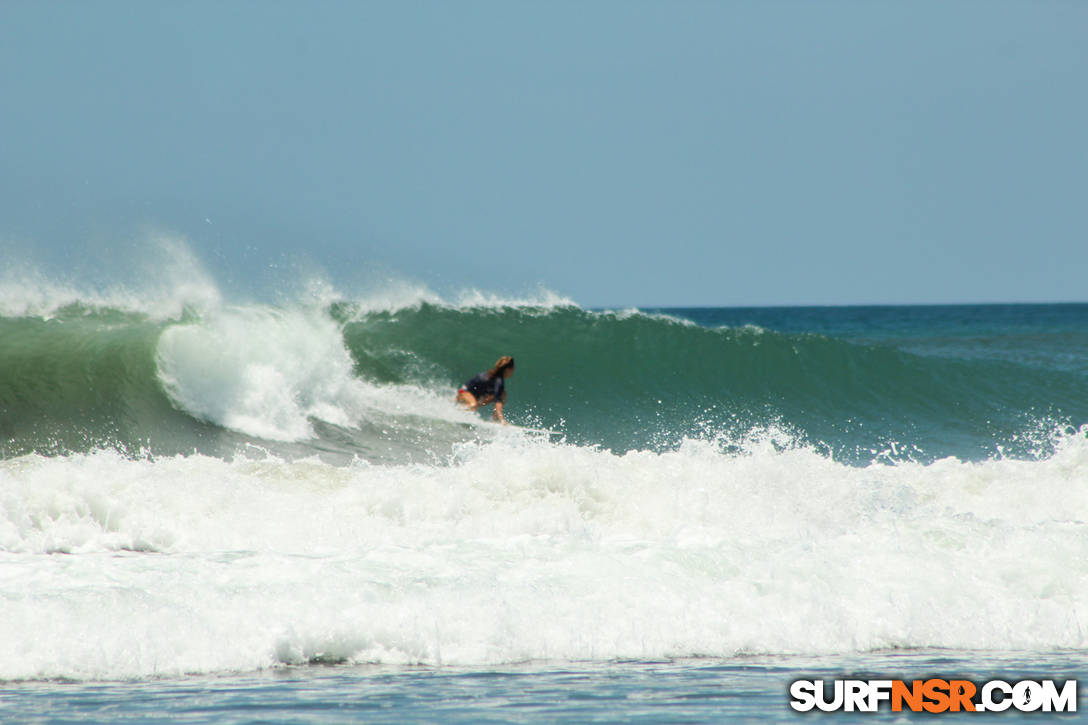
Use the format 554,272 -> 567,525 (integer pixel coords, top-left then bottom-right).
1,265 -> 1087,722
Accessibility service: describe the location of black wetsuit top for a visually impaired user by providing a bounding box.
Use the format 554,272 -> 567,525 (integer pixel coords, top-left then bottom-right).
462,372 -> 504,402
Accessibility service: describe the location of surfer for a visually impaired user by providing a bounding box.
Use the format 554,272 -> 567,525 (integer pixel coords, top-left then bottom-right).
456,356 -> 514,424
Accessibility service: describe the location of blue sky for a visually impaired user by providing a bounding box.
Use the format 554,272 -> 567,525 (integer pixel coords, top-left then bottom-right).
2,1 -> 1085,307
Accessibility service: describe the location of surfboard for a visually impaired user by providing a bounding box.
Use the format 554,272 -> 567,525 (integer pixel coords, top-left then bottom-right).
509,425 -> 564,437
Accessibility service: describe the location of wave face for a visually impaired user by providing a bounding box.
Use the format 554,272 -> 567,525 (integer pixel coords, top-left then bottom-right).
3,296 -> 1083,463
339,302 -> 1088,462
1,272 -> 1087,681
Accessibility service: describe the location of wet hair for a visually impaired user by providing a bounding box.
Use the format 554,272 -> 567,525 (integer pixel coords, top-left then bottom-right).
487,355 -> 515,379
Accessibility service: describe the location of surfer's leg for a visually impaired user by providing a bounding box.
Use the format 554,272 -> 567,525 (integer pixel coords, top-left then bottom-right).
456,390 -> 479,409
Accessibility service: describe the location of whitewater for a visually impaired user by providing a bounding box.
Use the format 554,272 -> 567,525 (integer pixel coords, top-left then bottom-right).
1,250 -> 1087,723
3,431 -> 1088,682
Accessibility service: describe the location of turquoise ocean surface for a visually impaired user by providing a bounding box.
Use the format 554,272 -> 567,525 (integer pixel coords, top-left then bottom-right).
1,274 -> 1086,722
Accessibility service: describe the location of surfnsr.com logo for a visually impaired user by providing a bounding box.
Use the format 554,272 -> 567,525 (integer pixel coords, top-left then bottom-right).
790,679 -> 1077,713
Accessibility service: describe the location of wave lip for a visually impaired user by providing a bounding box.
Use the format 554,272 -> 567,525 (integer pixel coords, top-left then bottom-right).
331,283 -> 578,321
0,238 -> 221,322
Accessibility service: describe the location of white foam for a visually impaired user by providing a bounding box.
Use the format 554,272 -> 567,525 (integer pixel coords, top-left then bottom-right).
452,286 -> 577,310
1,428 -> 1086,680
147,271 -> 577,442
155,304 -> 471,441
611,307 -> 698,326
156,305 -> 364,440
333,280 -> 578,318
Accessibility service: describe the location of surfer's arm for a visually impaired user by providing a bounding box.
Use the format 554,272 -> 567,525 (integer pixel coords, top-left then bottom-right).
492,392 -> 508,424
